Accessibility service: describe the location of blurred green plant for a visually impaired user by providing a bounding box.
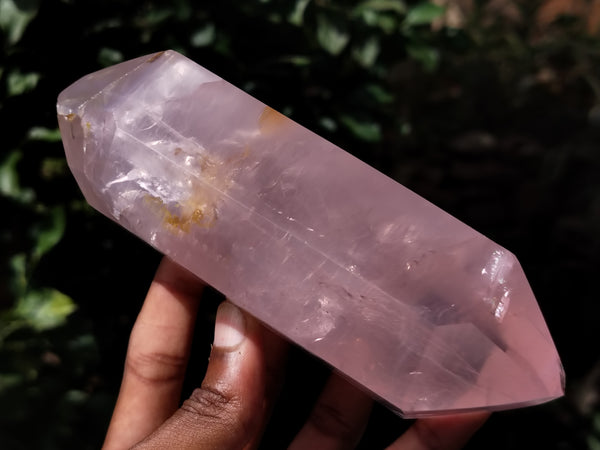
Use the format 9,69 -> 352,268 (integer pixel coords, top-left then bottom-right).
0,0 -> 40,45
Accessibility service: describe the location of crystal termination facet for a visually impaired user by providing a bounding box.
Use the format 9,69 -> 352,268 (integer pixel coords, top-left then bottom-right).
57,50 -> 564,418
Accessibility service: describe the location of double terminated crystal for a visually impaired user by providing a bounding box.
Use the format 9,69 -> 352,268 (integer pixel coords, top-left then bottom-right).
57,50 -> 564,417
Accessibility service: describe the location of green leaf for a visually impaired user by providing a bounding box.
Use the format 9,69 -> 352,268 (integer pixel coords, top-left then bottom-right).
352,36 -> 380,68
32,207 -> 66,262
90,17 -> 123,34
354,0 -> 406,14
365,83 -> 395,104
316,14 -> 350,55
289,0 -> 311,26
9,253 -> 27,297
319,116 -> 337,132
190,23 -> 216,47
15,288 -> 76,331
0,0 -> 40,45
98,47 -> 124,67
340,115 -> 382,142
0,151 -> 21,198
27,127 -> 62,142
6,70 -> 40,96
279,55 -> 312,66
0,150 -> 34,203
404,2 -> 444,27
40,157 -> 68,180
64,389 -> 89,405
407,43 -> 440,72
359,9 -> 399,33
135,7 -> 172,28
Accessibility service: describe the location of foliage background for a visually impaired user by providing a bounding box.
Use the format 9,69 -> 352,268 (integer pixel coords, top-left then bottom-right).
1,0 -> 598,448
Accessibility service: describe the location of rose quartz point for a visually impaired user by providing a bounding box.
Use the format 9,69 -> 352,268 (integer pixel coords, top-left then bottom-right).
57,50 -> 564,418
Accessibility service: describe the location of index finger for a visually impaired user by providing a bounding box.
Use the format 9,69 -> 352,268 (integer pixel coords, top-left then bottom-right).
103,257 -> 205,449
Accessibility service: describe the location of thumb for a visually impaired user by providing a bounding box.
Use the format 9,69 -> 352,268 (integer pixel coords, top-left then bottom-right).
132,301 -> 287,450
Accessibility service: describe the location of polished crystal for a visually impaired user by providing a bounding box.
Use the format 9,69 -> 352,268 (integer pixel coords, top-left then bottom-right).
57,50 -> 564,417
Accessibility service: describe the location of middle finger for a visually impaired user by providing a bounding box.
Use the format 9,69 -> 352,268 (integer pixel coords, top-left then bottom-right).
289,373 -> 373,450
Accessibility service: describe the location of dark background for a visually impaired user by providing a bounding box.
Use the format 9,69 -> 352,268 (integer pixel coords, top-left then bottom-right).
0,0 -> 598,448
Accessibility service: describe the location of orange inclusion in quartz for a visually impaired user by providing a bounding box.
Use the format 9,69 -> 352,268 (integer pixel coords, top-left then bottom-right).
144,194 -> 216,234
259,106 -> 290,135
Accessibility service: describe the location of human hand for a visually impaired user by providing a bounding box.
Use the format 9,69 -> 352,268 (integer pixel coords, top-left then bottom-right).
103,257 -> 489,449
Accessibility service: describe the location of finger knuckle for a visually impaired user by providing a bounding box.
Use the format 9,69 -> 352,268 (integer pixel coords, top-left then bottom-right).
308,401 -> 357,443
182,386 -> 240,423
125,349 -> 188,385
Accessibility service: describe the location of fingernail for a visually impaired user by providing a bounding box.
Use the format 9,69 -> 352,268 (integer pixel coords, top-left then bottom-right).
214,301 -> 246,349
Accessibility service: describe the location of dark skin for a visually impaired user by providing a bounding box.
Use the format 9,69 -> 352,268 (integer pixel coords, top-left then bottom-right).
103,257 -> 489,449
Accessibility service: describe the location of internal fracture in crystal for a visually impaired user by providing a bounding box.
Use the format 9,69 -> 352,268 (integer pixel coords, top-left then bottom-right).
57,50 -> 564,418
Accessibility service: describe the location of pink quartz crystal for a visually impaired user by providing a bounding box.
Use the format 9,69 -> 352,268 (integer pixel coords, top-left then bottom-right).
57,50 -> 564,417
